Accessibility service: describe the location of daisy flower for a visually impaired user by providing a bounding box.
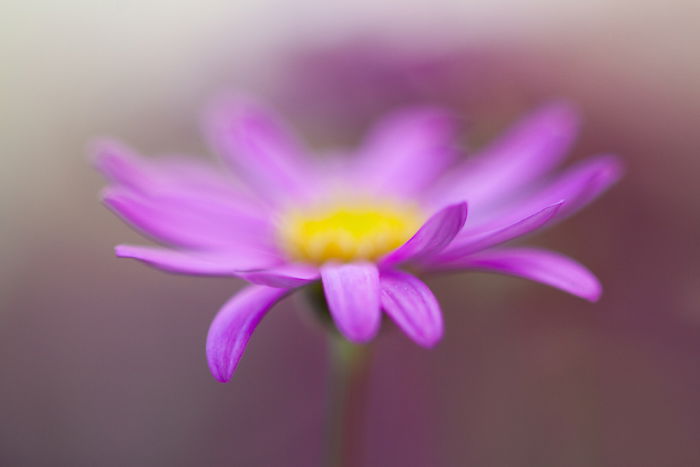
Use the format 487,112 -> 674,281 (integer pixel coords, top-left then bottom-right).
94,97 -> 622,382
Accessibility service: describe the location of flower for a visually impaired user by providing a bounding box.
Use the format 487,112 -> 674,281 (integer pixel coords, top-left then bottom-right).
94,96 -> 622,382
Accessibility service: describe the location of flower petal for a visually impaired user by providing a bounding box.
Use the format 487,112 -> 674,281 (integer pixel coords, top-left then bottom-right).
92,140 -> 151,190
433,201 -> 564,261
206,286 -> 290,382
381,202 -> 468,266
430,102 -> 579,206
435,247 -> 602,302
92,140 -> 257,206
238,264 -> 320,288
380,270 -> 443,347
532,154 -> 623,221
103,188 -> 274,250
204,96 -> 315,203
352,107 -> 458,196
115,244 -> 282,276
94,141 -> 275,251
471,154 -> 623,228
321,262 -> 380,342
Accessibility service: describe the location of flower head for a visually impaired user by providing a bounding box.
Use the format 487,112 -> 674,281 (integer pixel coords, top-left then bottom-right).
95,96 -> 622,382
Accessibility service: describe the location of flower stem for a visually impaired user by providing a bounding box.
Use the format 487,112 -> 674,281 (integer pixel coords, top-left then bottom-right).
326,336 -> 373,467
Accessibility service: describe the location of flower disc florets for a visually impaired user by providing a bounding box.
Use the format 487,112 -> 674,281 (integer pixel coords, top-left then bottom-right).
277,198 -> 423,264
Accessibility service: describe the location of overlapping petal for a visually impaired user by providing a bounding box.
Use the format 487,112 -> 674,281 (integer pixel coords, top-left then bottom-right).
381,202 -> 468,266
204,96 -> 316,203
206,286 -> 290,382
465,154 -> 623,228
380,270 -> 443,347
433,247 -> 602,301
526,154 -> 623,222
432,201 -> 563,262
321,262 -> 380,342
430,102 -> 579,207
352,107 -> 458,196
238,264 -> 320,288
92,140 -> 152,190
93,140 -> 257,206
115,245 -> 282,276
102,188 -> 274,250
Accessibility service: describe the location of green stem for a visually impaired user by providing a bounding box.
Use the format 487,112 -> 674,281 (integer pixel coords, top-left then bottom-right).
326,337 -> 373,467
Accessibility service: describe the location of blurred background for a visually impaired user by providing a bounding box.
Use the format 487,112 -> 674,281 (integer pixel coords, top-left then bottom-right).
2,0 -> 700,465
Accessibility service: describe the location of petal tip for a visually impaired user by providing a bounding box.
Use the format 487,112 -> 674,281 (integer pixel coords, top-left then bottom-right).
443,201 -> 469,224
580,154 -> 625,200
341,326 -> 379,344
598,154 -> 625,181
546,199 -> 566,217
539,100 -> 580,126
205,286 -> 289,383
114,244 -> 127,257
205,337 -> 244,383
447,201 -> 469,230
321,263 -> 381,343
88,138 -> 119,162
208,362 -> 234,383
100,187 -> 128,210
89,139 -> 137,177
114,244 -> 140,259
415,330 -> 444,348
583,283 -> 603,303
456,200 -> 469,218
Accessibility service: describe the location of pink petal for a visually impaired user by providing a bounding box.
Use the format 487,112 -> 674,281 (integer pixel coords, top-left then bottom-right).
92,139 -> 258,207
352,107 -> 458,197
92,140 -> 150,190
115,245 -> 282,276
472,154 -> 623,228
238,264 -> 320,288
436,247 -> 602,302
94,141 -> 274,251
381,202 -> 468,266
321,262 -> 381,342
204,96 -> 315,203
430,102 -> 579,207
380,270 -> 443,348
534,154 -> 623,221
206,286 -> 290,382
102,188 -> 274,250
433,201 -> 564,262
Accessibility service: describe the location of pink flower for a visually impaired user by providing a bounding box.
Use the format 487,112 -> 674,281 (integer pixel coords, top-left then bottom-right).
95,97 -> 622,382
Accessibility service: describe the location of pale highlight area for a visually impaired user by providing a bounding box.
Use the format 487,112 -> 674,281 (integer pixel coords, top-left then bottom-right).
277,199 -> 424,264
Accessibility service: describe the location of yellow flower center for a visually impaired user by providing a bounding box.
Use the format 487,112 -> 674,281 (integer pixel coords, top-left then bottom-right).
278,199 -> 424,264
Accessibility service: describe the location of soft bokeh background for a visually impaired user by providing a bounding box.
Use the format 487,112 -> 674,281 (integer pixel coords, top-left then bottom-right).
2,1 -> 700,466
